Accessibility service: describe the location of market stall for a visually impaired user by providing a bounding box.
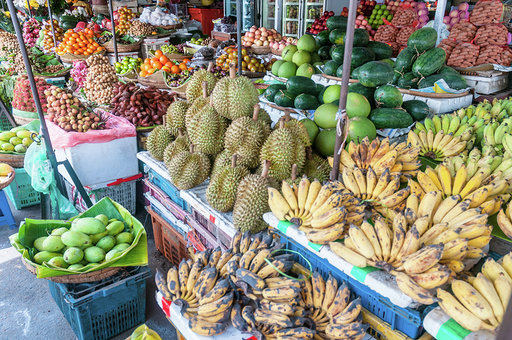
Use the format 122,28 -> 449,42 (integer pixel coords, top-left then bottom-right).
2,0 -> 512,338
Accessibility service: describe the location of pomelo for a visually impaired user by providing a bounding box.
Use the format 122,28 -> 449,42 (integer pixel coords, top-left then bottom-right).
271,60 -> 285,76
277,61 -> 297,78
297,34 -> 317,52
314,128 -> 336,157
323,85 -> 341,104
314,103 -> 338,129
292,50 -> 311,67
282,45 -> 298,62
300,118 -> 320,144
346,92 -> 371,118
348,117 -> 377,143
296,63 -> 315,78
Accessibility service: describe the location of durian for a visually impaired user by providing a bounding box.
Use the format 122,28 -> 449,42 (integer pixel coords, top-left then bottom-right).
165,99 -> 189,136
260,120 -> 306,181
168,145 -> 210,190
304,150 -> 331,182
224,105 -> 271,169
147,125 -> 173,161
233,160 -> 271,233
211,65 -> 259,120
281,116 -> 312,147
163,129 -> 189,167
211,149 -> 232,179
257,108 -> 272,126
206,154 -> 249,212
187,97 -> 226,155
185,81 -> 211,131
185,63 -> 217,103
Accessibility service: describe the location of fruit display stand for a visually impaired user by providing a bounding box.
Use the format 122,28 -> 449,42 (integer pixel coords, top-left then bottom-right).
399,90 -> 474,114
422,307 -> 494,340
460,71 -> 509,96
262,212 -> 426,338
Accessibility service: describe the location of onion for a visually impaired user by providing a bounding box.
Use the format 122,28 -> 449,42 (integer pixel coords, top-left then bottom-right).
458,3 -> 469,11
419,14 -> 429,22
418,9 -> 427,16
450,9 -> 459,17
356,19 -> 362,25
459,11 -> 466,19
443,16 -> 451,24
450,17 -> 460,24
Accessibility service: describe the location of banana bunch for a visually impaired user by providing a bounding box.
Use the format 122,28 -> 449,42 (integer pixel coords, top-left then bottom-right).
339,167 -> 410,220
415,114 -> 476,145
268,179 -> 365,244
328,136 -> 421,178
497,203 -> 512,240
409,165 -> 509,215
436,252 -> 512,332
300,271 -> 365,339
481,119 -> 512,155
407,129 -> 468,161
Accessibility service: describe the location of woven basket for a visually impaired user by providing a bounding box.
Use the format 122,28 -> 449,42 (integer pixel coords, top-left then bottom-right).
13,116 -> 36,126
243,70 -> 266,78
154,23 -> 183,30
167,79 -> 189,97
138,70 -> 168,89
22,257 -> 122,283
34,68 -> 70,79
271,48 -> 282,56
102,39 -> 142,53
59,50 -> 105,64
249,45 -> 271,55
0,153 -> 24,168
0,170 -> 15,190
163,52 -> 193,61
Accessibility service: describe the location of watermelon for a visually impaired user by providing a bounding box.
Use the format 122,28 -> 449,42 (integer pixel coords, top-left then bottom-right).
351,47 -> 375,68
317,30 -> 331,46
412,48 -> 446,77
326,16 -> 348,31
407,27 -> 437,53
323,60 -> 341,76
374,85 -> 403,108
345,28 -> 369,47
357,61 -> 394,87
367,41 -> 393,60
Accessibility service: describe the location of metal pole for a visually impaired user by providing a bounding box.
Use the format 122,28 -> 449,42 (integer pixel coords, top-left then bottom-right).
25,0 -> 31,17
433,0 -> 448,45
329,0 -> 357,181
108,0 -> 119,63
46,0 -> 57,53
236,0 -> 242,75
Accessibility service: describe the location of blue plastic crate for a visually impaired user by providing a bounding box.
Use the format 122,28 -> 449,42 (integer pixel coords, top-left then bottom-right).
147,169 -> 190,212
280,233 -> 425,339
48,266 -> 151,340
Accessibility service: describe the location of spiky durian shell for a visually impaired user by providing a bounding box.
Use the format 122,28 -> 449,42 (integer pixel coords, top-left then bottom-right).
232,174 -> 269,233
185,96 -> 210,131
259,128 -> 305,181
257,109 -> 272,126
167,149 -> 210,190
224,116 -> 271,169
282,119 -> 312,147
185,69 -> 217,103
211,149 -> 232,179
187,105 -> 226,155
304,153 -> 330,182
163,134 -> 190,167
165,100 -> 189,136
206,162 -> 249,212
147,126 -> 173,161
211,76 -> 259,120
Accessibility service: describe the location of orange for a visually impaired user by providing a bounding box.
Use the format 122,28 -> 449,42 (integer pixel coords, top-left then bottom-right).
144,58 -> 151,64
140,70 -> 147,77
165,61 -> 174,68
162,66 -> 171,73
154,50 -> 163,58
171,65 -> 180,74
182,58 -> 191,64
153,61 -> 163,69
159,56 -> 169,64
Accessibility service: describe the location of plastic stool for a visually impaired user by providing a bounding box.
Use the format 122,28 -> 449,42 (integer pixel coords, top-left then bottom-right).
0,190 -> 16,229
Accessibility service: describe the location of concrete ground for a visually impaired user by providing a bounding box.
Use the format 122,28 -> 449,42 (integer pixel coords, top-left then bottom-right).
0,199 -> 178,340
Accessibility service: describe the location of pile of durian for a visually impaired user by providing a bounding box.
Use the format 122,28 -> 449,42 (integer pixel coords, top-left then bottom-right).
146,65 -> 331,233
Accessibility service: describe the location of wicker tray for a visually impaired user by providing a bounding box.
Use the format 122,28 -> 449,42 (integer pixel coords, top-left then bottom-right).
0,169 -> 15,190
0,153 -> 24,168
162,52 -> 193,61
397,88 -> 471,98
102,39 -> 142,53
138,70 -> 168,89
322,74 -> 359,83
34,68 -> 70,79
166,78 -> 189,97
243,70 -> 266,78
59,50 -> 105,64
249,45 -> 271,55
22,257 -> 122,283
271,48 -> 282,56
13,116 -> 36,126
154,23 -> 183,30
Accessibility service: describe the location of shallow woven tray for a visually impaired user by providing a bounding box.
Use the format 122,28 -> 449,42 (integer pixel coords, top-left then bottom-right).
397,88 -> 470,98
243,70 -> 266,78
59,50 -> 105,64
138,71 -> 168,89
271,48 -> 282,56
13,116 -> 36,126
22,257 -> 122,283
322,74 -> 359,83
249,45 -> 271,55
102,39 -> 142,53
154,23 -> 183,30
0,153 -> 25,168
0,170 -> 15,190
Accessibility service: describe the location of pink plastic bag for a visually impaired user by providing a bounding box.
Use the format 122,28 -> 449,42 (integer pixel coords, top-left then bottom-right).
46,110 -> 136,149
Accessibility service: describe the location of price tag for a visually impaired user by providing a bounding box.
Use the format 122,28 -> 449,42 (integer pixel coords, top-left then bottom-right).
161,297 -> 172,318
209,214 -> 216,224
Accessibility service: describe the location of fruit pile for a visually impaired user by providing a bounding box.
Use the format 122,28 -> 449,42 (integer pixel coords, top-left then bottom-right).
215,47 -> 269,73
56,28 -> 104,56
30,215 -> 136,271
115,56 -> 142,75
115,7 -> 135,35
0,127 -> 36,154
22,18 -> 41,47
83,54 -> 117,104
241,26 -> 282,49
139,50 -> 191,77
306,11 -> 335,34
128,20 -> 156,37
161,43 -> 188,55
12,75 -> 49,113
156,231 -> 365,338
42,20 -> 64,51
367,3 -> 394,30
45,85 -> 105,132
272,34 -> 322,79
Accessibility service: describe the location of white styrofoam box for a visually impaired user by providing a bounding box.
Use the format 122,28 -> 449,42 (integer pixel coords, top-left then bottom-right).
106,51 -> 140,65
401,93 -> 473,114
423,307 -> 495,340
56,136 -> 138,188
462,72 -> 508,95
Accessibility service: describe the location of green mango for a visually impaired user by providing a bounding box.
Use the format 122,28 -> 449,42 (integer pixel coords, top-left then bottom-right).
90,230 -> 109,244
33,236 -> 47,251
71,217 -> 106,235
95,214 -> 109,226
105,249 -> 122,262
84,246 -> 105,263
112,243 -> 130,252
48,256 -> 69,268
106,221 -> 125,236
51,227 -> 69,236
63,247 -> 84,264
96,236 -> 116,252
33,251 -> 61,264
61,230 -> 92,248
67,264 -> 84,271
42,235 -> 65,252
116,232 -> 134,244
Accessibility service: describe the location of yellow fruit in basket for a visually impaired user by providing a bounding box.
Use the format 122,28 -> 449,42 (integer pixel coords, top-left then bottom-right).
1,143 -> 13,151
9,136 -> 22,145
0,163 -> 13,176
0,131 -> 15,141
16,129 -> 32,139
22,137 -> 33,147
14,145 -> 26,153
116,232 -> 134,244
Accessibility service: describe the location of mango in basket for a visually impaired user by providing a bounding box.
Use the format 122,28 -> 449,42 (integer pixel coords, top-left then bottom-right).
130,324 -> 162,340
0,163 -> 14,177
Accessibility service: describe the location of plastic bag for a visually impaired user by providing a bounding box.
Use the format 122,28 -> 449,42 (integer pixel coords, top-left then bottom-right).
45,110 -> 136,149
24,139 -> 78,219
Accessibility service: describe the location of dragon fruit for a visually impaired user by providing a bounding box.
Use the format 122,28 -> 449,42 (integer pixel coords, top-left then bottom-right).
12,75 -> 49,113
22,18 -> 41,48
70,60 -> 88,90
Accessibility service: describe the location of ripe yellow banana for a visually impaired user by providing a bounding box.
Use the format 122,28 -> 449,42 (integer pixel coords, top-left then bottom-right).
366,167 -> 377,199
348,224 -> 376,259
302,223 -> 345,244
268,188 -> 292,221
304,179 -> 322,213
440,199 -> 470,224
452,164 -> 467,195
327,281 -> 351,318
467,235 -> 492,248
342,167 -> 360,196
436,289 -> 495,332
432,195 -> 461,224
281,181 -> 299,215
374,218 -> 392,262
459,171 -> 487,199
497,209 -> 512,240
371,169 -> 391,199
360,221 -> 382,260
501,252 -> 512,279
452,279 -> 498,325
412,215 -> 430,236
437,164 -> 453,196
408,178 -> 425,200
310,207 -> 346,229
297,176 -> 310,215
441,238 -> 468,260
311,271 -> 326,309
418,190 -> 442,221
482,258 -> 512,284
396,272 -> 437,304
410,267 -> 450,289
473,273 -> 504,322
396,225 -> 421,262
321,273 -> 338,312
329,242 -> 368,268
494,273 -> 512,310
402,244 -> 443,274
332,297 -> 361,325
417,171 -> 440,193
352,166 -> 367,197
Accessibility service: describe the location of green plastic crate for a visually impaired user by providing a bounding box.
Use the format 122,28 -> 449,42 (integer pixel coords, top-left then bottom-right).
4,167 -> 40,209
0,111 -> 13,130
